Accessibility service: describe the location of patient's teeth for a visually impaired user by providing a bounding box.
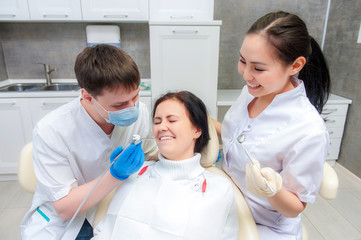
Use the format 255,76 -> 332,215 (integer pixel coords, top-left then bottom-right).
160,136 -> 173,141
248,83 -> 260,88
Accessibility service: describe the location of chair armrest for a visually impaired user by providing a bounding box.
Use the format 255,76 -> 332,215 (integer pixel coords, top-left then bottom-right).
206,166 -> 260,240
319,162 -> 339,200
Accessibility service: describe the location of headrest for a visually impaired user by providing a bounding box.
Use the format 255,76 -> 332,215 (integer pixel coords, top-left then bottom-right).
200,115 -> 220,168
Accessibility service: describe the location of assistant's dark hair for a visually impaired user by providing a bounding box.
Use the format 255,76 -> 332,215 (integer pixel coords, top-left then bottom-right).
74,44 -> 140,96
248,11 -> 330,113
153,91 -> 210,153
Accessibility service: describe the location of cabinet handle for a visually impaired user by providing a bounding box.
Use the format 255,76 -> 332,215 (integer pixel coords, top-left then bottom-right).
172,29 -> 199,34
0,14 -> 16,18
0,101 -> 16,106
322,108 -> 338,115
323,118 -> 336,123
170,15 -> 194,20
42,102 -> 68,106
104,14 -> 128,18
42,14 -> 69,18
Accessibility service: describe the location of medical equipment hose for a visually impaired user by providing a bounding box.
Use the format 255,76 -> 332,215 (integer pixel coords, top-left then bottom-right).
58,134 -> 142,240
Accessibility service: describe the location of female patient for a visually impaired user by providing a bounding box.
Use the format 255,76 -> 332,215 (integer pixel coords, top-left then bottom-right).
93,91 -> 238,240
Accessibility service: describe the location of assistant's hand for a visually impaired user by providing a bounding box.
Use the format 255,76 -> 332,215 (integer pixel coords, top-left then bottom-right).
246,159 -> 282,198
110,142 -> 145,180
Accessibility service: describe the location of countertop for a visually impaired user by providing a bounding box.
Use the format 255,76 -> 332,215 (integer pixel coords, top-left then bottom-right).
217,89 -> 352,106
0,79 -> 152,98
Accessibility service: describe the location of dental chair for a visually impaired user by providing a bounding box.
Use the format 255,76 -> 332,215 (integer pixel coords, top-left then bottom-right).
17,118 -> 339,239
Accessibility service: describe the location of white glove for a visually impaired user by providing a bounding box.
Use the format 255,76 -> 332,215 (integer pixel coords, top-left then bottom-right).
246,159 -> 282,198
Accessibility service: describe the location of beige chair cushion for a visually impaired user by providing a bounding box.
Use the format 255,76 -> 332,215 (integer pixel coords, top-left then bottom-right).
18,142 -> 37,194
206,166 -> 260,239
319,162 -> 339,200
200,115 -> 220,168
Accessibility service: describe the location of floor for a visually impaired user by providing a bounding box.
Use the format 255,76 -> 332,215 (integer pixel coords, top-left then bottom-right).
0,163 -> 360,240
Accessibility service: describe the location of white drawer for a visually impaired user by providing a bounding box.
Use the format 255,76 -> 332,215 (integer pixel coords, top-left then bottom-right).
321,104 -> 348,116
327,138 -> 341,160
323,115 -> 346,128
326,127 -> 344,139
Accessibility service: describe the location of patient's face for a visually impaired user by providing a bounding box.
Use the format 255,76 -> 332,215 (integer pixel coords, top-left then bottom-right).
153,99 -> 200,160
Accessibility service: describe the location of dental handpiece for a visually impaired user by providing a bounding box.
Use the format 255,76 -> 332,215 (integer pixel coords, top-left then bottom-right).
60,134 -> 150,240
110,134 -> 142,165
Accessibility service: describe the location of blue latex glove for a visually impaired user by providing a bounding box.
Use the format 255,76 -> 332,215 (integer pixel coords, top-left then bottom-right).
110,142 -> 145,180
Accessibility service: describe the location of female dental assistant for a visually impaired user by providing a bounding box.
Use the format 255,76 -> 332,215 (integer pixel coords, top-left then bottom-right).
20,45 -> 158,240
214,11 -> 330,239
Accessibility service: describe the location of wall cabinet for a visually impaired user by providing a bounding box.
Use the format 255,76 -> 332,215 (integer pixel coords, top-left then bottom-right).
81,0 -> 149,22
150,23 -> 221,118
0,0 -> 30,21
0,0 -> 214,22
28,0 -> 82,21
149,0 -> 213,21
0,0 -> 148,22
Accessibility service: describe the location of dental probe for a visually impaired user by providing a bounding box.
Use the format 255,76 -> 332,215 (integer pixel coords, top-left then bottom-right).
237,134 -> 274,194
60,134 -> 153,240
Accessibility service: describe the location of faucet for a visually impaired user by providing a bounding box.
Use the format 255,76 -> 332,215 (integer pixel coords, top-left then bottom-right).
37,63 -> 57,86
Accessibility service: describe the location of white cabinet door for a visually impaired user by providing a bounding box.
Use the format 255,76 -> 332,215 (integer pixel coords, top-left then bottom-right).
28,97 -> 74,126
81,0 -> 148,22
0,0 -> 30,21
28,0 -> 82,20
149,0 -> 213,21
0,98 -> 32,175
150,25 -> 220,117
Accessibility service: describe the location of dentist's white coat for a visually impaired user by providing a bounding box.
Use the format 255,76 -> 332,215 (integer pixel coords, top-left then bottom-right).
222,79 -> 329,240
20,97 -> 157,240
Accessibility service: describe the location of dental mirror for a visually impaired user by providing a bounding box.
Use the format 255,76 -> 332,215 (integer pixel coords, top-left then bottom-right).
237,133 -> 274,193
237,134 -> 256,165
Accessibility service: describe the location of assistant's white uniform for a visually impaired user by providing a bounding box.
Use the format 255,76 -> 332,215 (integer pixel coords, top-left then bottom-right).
222,79 -> 329,240
20,97 -> 158,240
93,153 -> 239,240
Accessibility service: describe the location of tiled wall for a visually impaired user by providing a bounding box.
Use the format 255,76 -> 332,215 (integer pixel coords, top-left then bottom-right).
323,0 -> 361,176
214,0 -> 328,89
0,43 -> 7,80
0,0 -> 360,177
0,23 -> 150,80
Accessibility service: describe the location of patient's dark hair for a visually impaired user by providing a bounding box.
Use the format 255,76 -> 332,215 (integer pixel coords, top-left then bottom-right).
153,91 -> 210,153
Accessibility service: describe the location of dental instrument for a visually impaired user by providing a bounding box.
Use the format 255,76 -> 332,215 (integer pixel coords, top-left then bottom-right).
237,134 -> 274,193
59,134 -> 153,240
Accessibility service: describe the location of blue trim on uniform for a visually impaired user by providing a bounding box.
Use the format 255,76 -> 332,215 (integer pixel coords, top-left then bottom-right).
36,207 -> 50,222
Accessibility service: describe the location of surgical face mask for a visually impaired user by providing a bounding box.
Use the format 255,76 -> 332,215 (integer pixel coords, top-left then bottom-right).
93,98 -> 139,127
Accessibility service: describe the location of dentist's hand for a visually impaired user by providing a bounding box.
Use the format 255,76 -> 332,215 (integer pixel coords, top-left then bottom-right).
110,142 -> 145,180
246,159 -> 282,198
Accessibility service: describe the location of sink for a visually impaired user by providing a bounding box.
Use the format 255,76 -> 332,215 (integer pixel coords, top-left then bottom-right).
0,83 -> 80,92
0,83 -> 44,92
38,84 -> 80,91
